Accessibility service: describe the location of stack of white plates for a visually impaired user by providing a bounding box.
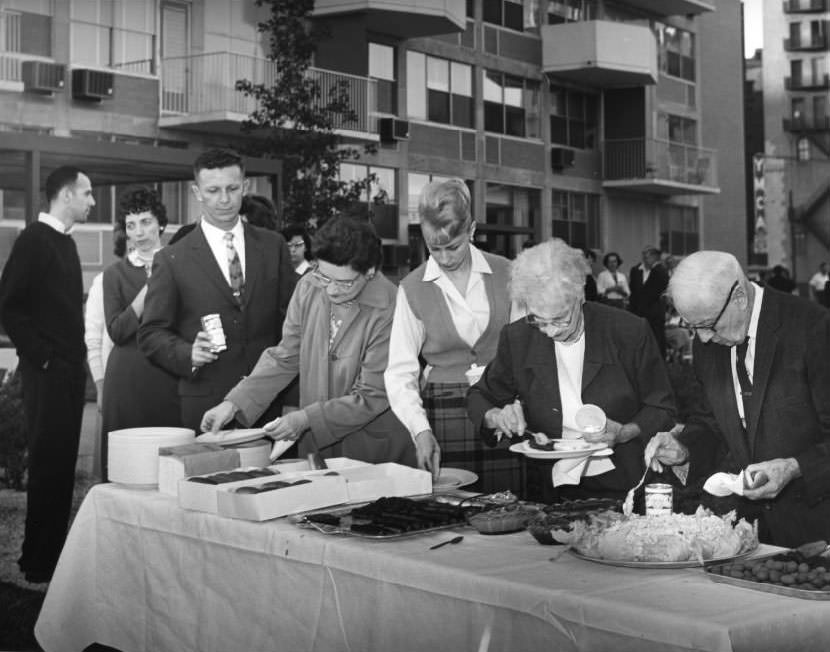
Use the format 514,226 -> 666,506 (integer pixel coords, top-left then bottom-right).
108,427 -> 195,487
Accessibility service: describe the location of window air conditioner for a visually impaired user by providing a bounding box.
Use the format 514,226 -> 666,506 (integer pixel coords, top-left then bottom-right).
379,118 -> 409,143
551,146 -> 576,170
71,68 -> 114,101
22,61 -> 65,94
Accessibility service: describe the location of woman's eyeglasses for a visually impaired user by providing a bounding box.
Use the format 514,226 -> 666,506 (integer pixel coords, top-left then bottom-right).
311,264 -> 360,290
525,307 -> 574,329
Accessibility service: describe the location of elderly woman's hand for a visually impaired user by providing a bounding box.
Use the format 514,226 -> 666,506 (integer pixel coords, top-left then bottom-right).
483,399 -> 526,439
583,418 -> 641,448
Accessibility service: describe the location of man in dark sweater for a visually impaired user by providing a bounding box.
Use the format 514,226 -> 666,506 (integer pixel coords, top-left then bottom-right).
0,166 -> 94,583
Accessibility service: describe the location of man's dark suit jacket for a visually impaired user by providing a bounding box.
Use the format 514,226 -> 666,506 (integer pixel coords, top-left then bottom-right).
467,302 -> 675,498
630,262 -> 669,354
679,288 -> 830,547
138,223 -> 295,431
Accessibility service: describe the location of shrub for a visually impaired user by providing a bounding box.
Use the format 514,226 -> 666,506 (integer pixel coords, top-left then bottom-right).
0,369 -> 27,490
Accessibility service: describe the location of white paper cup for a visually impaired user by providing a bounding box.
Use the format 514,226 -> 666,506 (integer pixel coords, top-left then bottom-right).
575,404 -> 606,435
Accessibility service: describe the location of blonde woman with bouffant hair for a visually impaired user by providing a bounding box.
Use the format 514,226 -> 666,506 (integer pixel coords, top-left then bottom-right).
384,178 -> 523,495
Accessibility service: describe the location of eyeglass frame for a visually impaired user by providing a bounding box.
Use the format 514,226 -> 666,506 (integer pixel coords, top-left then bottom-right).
687,280 -> 739,335
524,301 -> 578,330
287,241 -> 306,250
311,263 -> 361,290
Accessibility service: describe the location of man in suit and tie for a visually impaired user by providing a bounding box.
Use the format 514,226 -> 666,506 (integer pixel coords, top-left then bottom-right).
629,245 -> 669,358
647,250 -> 830,547
138,149 -> 295,431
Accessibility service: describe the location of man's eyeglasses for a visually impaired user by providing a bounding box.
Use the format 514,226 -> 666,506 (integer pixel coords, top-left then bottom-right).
688,280 -> 739,335
287,242 -> 305,249
311,264 -> 360,290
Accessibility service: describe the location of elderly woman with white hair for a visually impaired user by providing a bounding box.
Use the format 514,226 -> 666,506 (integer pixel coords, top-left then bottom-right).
466,238 -> 676,501
384,178 -> 521,494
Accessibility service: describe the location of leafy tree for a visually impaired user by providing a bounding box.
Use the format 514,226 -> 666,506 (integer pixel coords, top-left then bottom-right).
235,0 -> 375,228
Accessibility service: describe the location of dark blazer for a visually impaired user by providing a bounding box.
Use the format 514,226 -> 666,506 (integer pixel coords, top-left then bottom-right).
467,302 -> 675,496
680,288 -> 830,547
138,223 -> 295,430
629,262 -> 668,323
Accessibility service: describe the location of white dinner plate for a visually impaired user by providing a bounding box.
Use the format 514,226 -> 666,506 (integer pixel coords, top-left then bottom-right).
509,440 -> 612,460
196,428 -> 268,446
433,467 -> 479,491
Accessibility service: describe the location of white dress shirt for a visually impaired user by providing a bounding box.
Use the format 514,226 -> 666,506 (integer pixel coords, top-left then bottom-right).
732,282 -> 763,426
554,333 -> 586,432
84,272 -> 113,384
385,246 -> 494,440
296,259 -> 311,275
200,218 -> 246,285
38,212 -> 68,234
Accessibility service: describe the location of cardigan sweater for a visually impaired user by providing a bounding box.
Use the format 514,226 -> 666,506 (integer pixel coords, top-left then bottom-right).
0,221 -> 85,367
399,251 -> 511,383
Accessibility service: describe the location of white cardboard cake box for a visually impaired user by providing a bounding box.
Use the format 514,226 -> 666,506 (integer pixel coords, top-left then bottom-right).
178,467 -> 278,514
158,443 -> 241,497
215,462 -> 432,522
177,457 -> 365,514
337,463 -> 432,503
216,474 -> 349,521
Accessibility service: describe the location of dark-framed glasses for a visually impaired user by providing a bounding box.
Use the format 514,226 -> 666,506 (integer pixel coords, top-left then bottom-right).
311,263 -> 360,290
688,280 -> 739,335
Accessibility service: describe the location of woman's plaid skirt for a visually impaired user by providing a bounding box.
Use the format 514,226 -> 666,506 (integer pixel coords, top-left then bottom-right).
423,382 -> 525,496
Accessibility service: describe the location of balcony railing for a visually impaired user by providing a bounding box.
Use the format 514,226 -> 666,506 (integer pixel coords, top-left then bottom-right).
70,20 -> 155,75
785,74 -> 830,90
1,9 -> 52,83
604,137 -> 717,188
161,52 -> 377,134
784,31 -> 829,51
783,0 -> 828,13
783,115 -> 830,131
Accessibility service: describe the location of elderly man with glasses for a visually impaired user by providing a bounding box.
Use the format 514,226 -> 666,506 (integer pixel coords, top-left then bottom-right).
647,250 -> 830,547
466,238 -> 675,503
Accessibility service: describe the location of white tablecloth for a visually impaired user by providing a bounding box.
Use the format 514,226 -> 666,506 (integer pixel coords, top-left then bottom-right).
35,484 -> 830,652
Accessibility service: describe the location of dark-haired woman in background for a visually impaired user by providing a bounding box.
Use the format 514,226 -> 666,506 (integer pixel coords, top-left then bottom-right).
282,222 -> 313,277
596,252 -> 630,309
101,188 -> 180,479
201,215 -> 415,466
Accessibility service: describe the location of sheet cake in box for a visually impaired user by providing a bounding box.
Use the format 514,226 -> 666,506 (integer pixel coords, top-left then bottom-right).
158,443 -> 241,497
178,467 -> 279,514
217,473 -> 349,521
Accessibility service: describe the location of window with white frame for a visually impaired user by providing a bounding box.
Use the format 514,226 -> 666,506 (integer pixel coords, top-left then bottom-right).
71,0 -> 156,73
406,51 -> 473,128
655,23 -> 695,83
549,84 -> 598,149
484,70 -> 540,138
659,204 -> 699,256
551,190 -> 599,249
340,164 -> 399,239
369,42 -> 396,115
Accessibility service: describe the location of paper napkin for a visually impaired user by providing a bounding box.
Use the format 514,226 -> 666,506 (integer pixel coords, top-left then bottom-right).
703,471 -> 745,497
551,452 -> 615,487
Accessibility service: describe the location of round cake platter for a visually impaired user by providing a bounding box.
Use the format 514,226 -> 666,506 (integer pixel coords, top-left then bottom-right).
568,544 -> 759,569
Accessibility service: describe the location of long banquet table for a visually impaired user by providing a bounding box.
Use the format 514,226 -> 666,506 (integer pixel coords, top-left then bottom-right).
35,484 -> 830,652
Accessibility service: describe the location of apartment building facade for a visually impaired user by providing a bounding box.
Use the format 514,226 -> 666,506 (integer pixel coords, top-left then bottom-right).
758,0 -> 830,285
0,0 -> 746,290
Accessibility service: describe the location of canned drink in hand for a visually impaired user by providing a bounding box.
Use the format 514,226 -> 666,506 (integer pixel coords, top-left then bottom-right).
645,483 -> 673,516
200,313 -> 227,353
